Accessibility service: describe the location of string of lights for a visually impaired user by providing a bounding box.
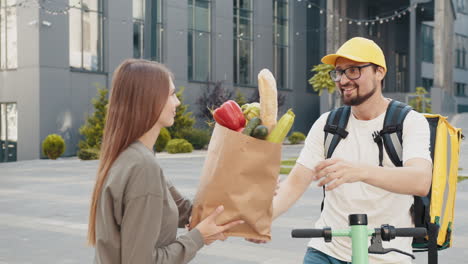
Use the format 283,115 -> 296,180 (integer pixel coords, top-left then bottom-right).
2,0 -> 427,36
296,0 -> 425,26
4,0 -> 427,24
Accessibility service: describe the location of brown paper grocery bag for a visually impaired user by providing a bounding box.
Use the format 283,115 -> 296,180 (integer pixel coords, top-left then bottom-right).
190,124 -> 282,241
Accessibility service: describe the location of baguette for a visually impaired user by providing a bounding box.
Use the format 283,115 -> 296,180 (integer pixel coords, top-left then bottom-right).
258,69 -> 278,132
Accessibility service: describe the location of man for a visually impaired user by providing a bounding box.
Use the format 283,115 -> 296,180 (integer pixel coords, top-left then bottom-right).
273,37 -> 432,263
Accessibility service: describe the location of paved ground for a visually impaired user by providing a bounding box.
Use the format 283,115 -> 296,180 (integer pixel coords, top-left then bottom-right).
1,113 -> 468,264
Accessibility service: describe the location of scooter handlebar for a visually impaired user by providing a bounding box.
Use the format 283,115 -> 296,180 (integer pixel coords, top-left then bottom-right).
395,227 -> 427,238
291,229 -> 326,238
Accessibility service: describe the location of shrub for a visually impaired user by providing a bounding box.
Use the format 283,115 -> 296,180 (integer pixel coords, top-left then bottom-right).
78,84 -> 108,152
154,127 -> 171,152
167,87 -> 196,139
179,128 -> 211,150
196,81 -> 233,122
42,134 -> 66,160
308,63 -> 335,95
77,148 -> 100,160
166,139 -> 194,154
288,132 -> 306,144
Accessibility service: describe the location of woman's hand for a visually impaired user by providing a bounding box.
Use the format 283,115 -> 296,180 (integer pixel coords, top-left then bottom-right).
195,205 -> 244,245
245,238 -> 268,244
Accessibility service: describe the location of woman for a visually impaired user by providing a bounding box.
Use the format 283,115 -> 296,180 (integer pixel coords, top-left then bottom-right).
87,59 -> 243,263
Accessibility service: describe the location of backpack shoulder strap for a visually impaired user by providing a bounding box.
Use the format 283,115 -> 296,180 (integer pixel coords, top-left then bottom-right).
380,100 -> 413,167
321,105 -> 351,212
324,105 -> 351,159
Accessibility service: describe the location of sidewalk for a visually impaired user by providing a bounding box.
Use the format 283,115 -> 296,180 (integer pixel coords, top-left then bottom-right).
0,114 -> 467,263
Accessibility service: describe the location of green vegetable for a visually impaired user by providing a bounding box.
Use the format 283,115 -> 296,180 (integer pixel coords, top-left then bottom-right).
266,109 -> 295,143
241,102 -> 261,121
252,125 -> 268,139
242,117 -> 262,136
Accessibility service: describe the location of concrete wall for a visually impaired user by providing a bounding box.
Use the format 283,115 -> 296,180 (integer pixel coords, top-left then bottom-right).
2,0 -> 325,161
0,6 -> 41,160
422,1 -> 468,113
36,0 -> 131,157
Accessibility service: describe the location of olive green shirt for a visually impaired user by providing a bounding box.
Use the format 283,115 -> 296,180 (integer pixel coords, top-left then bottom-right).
94,141 -> 204,264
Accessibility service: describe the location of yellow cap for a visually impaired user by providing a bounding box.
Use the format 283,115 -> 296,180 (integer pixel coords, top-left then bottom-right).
321,37 -> 387,72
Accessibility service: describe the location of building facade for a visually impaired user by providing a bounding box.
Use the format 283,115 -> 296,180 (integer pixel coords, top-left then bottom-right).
0,0 -> 463,162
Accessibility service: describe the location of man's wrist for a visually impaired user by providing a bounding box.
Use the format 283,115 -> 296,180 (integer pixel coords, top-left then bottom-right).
361,165 -> 374,183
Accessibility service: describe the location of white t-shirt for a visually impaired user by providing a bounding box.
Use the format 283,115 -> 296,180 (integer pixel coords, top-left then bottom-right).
297,108 -> 431,264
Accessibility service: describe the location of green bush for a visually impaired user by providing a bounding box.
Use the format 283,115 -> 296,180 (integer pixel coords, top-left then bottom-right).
154,127 -> 172,152
288,132 -> 306,144
166,139 -> 194,154
78,85 -> 108,152
77,148 -> 100,160
42,134 -> 66,160
167,87 -> 196,139
179,128 -> 211,150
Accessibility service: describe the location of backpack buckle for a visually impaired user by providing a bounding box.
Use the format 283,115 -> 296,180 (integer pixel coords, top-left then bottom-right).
381,124 -> 402,134
324,124 -> 349,139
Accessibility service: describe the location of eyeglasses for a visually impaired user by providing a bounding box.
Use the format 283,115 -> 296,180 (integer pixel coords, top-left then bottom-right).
329,64 -> 373,82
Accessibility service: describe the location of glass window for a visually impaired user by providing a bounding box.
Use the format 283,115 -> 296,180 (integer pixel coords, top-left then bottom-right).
133,0 -> 145,58
274,0 -> 289,89
0,102 -> 17,162
394,52 -> 407,92
0,0 -> 17,70
457,0 -> 468,14
188,0 -> 211,82
455,82 -> 467,97
421,24 -> 434,63
234,0 -> 253,85
69,0 -> 103,71
422,78 -> 433,91
151,0 -> 163,62
455,34 -> 467,69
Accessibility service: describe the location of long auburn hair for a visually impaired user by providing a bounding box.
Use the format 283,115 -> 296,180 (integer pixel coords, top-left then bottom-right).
87,59 -> 172,246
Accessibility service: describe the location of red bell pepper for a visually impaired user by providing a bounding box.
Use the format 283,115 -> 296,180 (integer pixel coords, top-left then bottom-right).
213,100 -> 246,131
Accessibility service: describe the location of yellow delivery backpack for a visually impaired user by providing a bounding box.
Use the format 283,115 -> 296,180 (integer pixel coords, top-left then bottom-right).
411,114 -> 463,262
323,100 -> 463,264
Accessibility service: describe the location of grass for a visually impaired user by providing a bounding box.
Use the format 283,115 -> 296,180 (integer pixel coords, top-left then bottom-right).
280,158 -> 297,175
458,176 -> 468,183
280,158 -> 297,166
279,167 -> 292,175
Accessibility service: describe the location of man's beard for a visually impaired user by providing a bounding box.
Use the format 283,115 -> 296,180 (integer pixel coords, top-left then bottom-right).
340,84 -> 377,106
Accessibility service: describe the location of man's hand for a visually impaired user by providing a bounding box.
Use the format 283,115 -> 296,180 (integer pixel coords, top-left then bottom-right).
314,158 -> 369,191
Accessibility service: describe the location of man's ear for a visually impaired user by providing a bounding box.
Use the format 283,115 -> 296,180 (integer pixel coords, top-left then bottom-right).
376,66 -> 386,81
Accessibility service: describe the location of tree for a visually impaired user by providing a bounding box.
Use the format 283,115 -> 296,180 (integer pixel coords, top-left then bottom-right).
308,63 -> 336,95
167,87 -> 196,138
196,81 -> 233,122
78,84 -> 108,152
408,87 -> 432,113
